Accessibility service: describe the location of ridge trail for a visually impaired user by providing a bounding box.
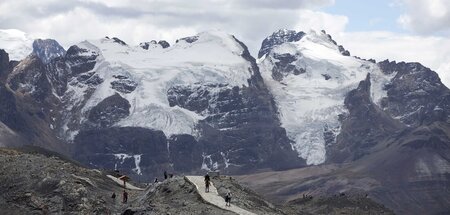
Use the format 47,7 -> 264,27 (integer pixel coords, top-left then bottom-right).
185,176 -> 256,215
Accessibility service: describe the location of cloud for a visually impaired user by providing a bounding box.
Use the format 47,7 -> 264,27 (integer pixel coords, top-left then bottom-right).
0,0 -> 341,54
335,31 -> 450,87
396,0 -> 450,34
233,0 -> 334,9
294,10 -> 348,36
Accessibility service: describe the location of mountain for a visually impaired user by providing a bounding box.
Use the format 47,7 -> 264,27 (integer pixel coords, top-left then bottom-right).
0,30 -> 303,180
258,29 -> 392,165
236,29 -> 450,215
0,28 -> 449,214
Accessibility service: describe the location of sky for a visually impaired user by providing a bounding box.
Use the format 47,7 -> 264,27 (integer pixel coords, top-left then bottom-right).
0,0 -> 449,86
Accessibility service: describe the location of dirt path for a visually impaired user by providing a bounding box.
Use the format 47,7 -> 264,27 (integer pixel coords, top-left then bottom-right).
106,175 -> 144,190
185,176 -> 256,215
105,175 -> 147,214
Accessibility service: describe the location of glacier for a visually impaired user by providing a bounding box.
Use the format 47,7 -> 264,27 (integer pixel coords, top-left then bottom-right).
259,30 -> 394,165
62,30 -> 255,139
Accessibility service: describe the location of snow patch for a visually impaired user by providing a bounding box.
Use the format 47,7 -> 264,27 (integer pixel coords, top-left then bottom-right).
114,153 -> 143,175
220,152 -> 230,169
201,154 -> 219,171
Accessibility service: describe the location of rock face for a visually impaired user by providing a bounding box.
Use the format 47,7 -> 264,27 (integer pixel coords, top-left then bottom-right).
0,49 -> 9,81
32,39 -> 66,64
8,55 -> 51,102
378,60 -> 450,127
0,51 -> 24,131
87,93 -> 131,128
0,84 -> 25,132
258,29 -> 305,58
64,45 -> 98,75
327,74 -> 404,162
139,40 -> 170,49
74,127 -> 169,177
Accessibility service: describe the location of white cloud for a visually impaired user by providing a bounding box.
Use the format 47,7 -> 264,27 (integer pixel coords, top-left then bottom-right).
0,0 -> 341,55
335,31 -> 450,87
396,0 -> 450,34
294,10 -> 348,36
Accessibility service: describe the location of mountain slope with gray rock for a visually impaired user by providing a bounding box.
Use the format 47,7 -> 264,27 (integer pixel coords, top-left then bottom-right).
0,148 -> 392,214
238,120 -> 450,214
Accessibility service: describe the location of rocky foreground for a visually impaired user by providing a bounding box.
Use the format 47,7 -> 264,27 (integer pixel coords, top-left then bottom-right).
0,147 -> 394,215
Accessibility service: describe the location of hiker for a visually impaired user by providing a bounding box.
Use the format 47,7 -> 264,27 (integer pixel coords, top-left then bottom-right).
123,190 -> 128,203
205,179 -> 211,193
154,177 -> 159,184
204,173 -> 211,192
111,192 -> 116,201
225,191 -> 232,207
164,170 -> 168,180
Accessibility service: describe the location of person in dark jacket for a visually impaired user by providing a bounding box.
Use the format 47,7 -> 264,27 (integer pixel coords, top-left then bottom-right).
225,191 -> 232,206
205,179 -> 211,193
204,173 -> 211,192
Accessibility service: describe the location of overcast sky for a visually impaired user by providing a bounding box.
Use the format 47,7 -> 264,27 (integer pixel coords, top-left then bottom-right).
0,0 -> 449,86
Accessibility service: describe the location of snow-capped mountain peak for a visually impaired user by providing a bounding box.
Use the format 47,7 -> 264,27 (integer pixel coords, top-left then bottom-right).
259,29 -> 392,165
61,30 -> 256,140
258,29 -> 305,58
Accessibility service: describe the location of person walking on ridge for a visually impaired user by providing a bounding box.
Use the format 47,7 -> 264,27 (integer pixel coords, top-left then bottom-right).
204,173 -> 211,193
225,190 -> 232,207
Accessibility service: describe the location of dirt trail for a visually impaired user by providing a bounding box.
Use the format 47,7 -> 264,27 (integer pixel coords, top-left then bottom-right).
107,175 -> 144,190
185,176 -> 256,215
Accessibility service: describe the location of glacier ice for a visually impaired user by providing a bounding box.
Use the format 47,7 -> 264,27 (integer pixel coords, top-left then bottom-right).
259,30 -> 393,165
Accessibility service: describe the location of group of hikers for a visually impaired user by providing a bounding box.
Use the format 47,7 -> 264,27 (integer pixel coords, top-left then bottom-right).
110,171 -> 232,207
204,173 -> 232,207
111,170 -> 174,204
